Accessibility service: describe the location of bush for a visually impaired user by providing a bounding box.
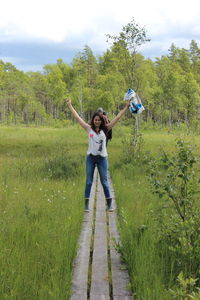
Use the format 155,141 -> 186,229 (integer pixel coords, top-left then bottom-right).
169,272 -> 200,299
147,138 -> 200,282
43,150 -> 84,180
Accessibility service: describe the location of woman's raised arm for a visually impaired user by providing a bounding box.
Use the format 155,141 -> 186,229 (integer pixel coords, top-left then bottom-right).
106,101 -> 130,131
65,98 -> 90,131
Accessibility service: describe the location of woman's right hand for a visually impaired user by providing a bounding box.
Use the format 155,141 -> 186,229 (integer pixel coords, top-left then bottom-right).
65,98 -> 71,105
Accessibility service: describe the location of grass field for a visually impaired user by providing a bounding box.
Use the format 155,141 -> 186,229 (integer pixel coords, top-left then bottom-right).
0,126 -> 87,300
0,124 -> 200,299
108,126 -> 200,299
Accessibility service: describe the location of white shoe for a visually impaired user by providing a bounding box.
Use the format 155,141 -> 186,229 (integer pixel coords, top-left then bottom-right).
124,88 -> 136,101
108,207 -> 114,212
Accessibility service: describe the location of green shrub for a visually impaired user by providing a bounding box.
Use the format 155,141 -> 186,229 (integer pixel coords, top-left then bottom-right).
147,138 -> 200,282
169,272 -> 200,299
43,151 -> 84,180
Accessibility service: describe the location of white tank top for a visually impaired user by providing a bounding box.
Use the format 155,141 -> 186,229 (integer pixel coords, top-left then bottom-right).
87,128 -> 108,157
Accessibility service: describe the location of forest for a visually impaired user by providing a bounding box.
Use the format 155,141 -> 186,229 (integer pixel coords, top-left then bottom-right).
0,19 -> 200,129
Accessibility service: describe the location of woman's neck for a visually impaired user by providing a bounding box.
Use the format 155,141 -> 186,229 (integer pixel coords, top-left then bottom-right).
94,127 -> 100,133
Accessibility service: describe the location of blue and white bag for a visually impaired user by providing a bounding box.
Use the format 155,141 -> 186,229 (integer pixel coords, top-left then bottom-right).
124,88 -> 145,114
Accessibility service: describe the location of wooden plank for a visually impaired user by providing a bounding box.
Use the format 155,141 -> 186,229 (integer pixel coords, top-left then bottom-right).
90,177 -> 110,298
108,175 -> 134,299
70,169 -> 97,300
70,295 -> 87,300
70,170 -> 134,300
90,295 -> 110,300
113,296 -> 134,300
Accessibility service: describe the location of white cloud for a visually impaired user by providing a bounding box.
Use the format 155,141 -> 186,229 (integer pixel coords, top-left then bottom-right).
1,0 -> 199,42
1,0 -> 200,71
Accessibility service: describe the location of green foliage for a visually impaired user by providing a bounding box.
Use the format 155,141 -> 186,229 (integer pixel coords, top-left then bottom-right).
0,127 -> 85,300
148,138 -> 199,221
108,130 -> 200,299
147,138 -> 200,281
120,130 -> 145,165
106,18 -> 150,88
43,150 -> 84,180
0,24 -> 200,129
110,149 -> 171,299
170,272 -> 200,299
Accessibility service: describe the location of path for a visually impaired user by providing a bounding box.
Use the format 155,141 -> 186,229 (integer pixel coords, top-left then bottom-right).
70,169 -> 133,300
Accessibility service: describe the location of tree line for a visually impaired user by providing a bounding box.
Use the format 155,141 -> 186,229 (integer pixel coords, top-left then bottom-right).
0,19 -> 200,128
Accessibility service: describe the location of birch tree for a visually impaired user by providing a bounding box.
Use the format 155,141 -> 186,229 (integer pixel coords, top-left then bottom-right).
106,18 -> 150,147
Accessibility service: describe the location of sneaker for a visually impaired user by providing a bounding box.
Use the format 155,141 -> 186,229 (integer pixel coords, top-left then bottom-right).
108,207 -> 114,212
84,198 -> 89,212
124,88 -> 136,101
106,198 -> 114,212
137,105 -> 145,114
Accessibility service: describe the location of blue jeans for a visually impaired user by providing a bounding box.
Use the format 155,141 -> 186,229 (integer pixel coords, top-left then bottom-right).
85,154 -> 111,199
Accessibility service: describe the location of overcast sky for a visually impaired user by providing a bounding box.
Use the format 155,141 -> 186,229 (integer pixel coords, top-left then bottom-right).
0,0 -> 200,72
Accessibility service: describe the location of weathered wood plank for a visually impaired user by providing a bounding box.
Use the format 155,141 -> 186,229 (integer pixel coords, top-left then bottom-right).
70,169 -> 97,300
70,170 -> 134,300
90,177 -> 110,298
90,294 -> 110,300
108,175 -> 134,299
113,296 -> 134,300
70,295 -> 87,300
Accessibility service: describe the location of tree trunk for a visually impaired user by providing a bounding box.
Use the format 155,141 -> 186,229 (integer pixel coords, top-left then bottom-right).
168,110 -> 172,127
33,112 -> 36,122
133,116 -> 139,147
23,111 -> 29,125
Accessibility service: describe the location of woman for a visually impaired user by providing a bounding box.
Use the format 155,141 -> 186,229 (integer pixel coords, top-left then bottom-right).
65,98 -> 130,212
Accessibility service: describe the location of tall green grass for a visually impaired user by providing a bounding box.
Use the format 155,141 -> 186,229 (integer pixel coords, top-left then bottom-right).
0,126 -> 87,300
1,125 -> 199,300
108,125 -> 200,299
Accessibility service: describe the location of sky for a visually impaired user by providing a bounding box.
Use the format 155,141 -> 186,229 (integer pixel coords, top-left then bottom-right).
0,0 -> 200,72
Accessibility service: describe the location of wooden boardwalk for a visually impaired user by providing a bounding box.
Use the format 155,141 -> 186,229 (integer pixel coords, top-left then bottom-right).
70,170 -> 133,300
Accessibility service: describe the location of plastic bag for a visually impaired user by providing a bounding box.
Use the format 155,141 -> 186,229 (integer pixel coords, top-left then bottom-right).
124,88 -> 145,114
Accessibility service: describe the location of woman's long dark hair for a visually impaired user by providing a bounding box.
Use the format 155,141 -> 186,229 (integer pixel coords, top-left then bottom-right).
90,112 -> 108,135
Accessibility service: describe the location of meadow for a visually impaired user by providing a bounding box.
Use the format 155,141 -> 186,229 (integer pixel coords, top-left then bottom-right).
0,124 -> 200,299
109,125 -> 200,299
0,126 -> 87,300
